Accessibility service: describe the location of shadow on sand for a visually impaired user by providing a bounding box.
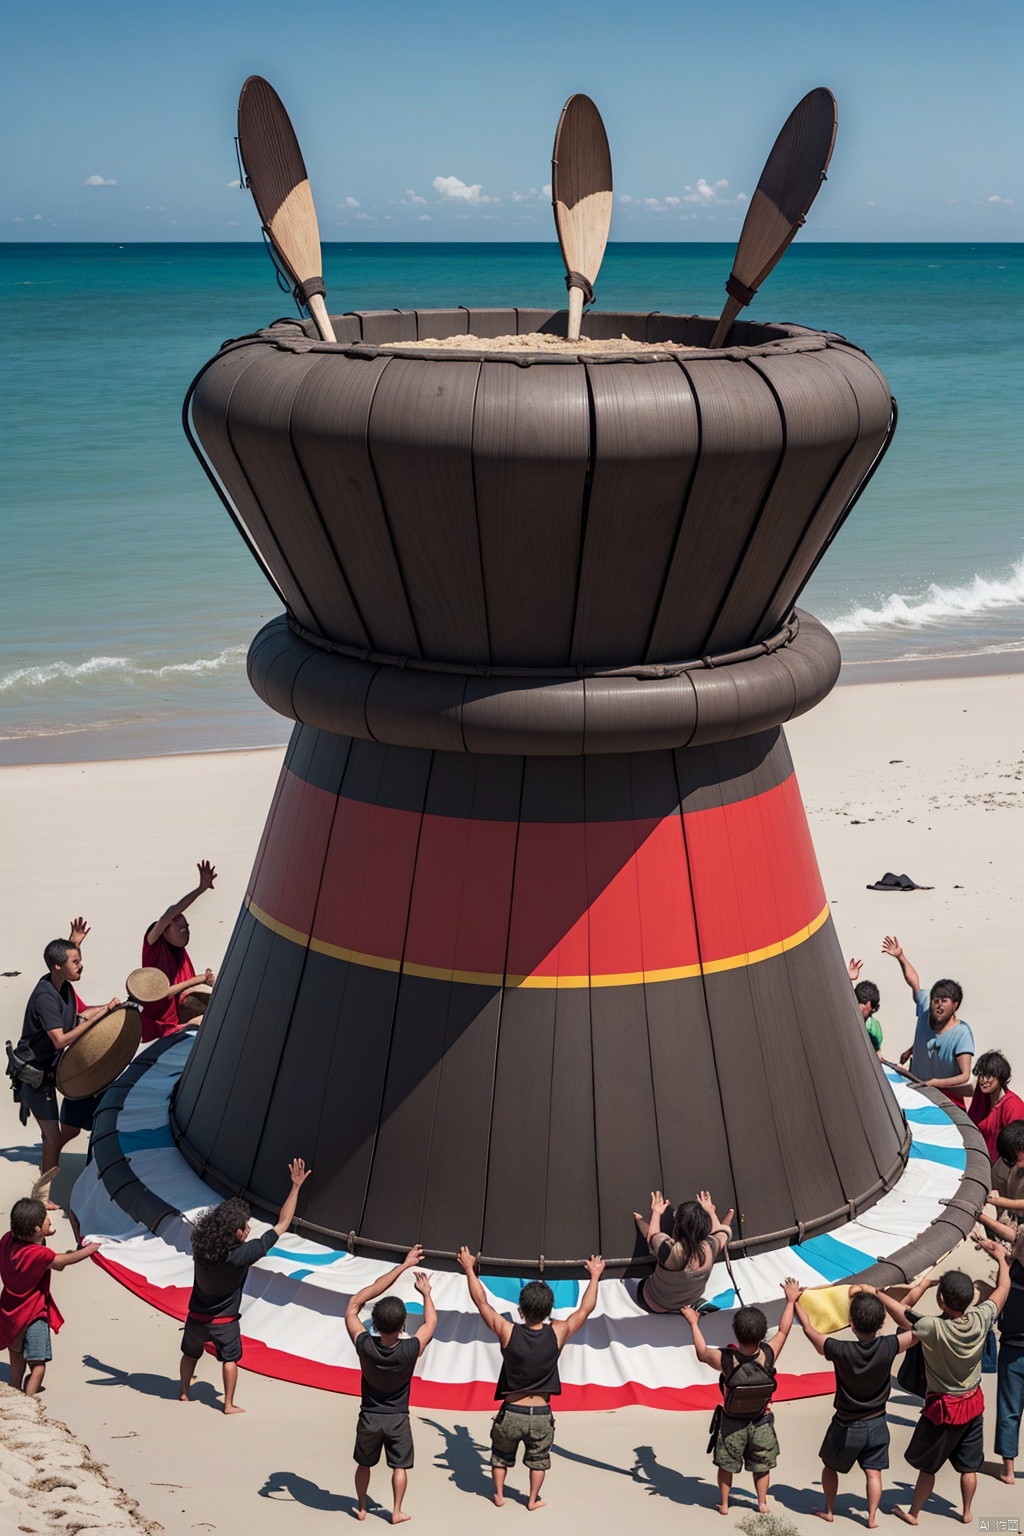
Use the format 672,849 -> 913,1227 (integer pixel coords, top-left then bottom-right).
258,1471 -> 361,1514
82,1353 -> 222,1410
419,1419 -> 494,1500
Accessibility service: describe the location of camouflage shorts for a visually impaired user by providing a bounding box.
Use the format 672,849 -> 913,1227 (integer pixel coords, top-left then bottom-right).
490,1407 -> 556,1470
713,1414 -> 779,1475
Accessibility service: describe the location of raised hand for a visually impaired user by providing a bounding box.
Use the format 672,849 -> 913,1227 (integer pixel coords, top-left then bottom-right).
288,1157 -> 312,1187
847,957 -> 863,982
68,917 -> 90,946
413,1269 -> 432,1296
403,1244 -> 425,1269
200,968 -> 215,986
881,935 -> 902,959
680,1305 -> 700,1326
585,1254 -> 606,1280
456,1245 -> 477,1274
197,860 -> 217,893
782,1277 -> 803,1303
650,1189 -> 671,1219
696,1190 -> 716,1216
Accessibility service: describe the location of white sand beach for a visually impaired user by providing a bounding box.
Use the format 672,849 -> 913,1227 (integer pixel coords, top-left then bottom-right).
0,670 -> 1022,1534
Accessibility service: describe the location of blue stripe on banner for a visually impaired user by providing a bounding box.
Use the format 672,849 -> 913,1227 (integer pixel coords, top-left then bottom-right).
908,1142 -> 967,1170
483,1276 -> 581,1310
266,1245 -> 352,1266
701,1289 -> 737,1312
796,1231 -> 876,1281
904,1106 -> 953,1126
120,1126 -> 176,1152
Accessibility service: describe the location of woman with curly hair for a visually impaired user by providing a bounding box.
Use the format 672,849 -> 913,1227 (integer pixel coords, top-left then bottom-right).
633,1189 -> 735,1313
179,1157 -> 311,1412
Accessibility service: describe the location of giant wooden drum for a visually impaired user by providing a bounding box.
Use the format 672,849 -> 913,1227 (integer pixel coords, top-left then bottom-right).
174,305 -> 904,1273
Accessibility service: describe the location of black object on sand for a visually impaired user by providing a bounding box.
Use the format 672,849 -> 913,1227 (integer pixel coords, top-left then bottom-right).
866,872 -> 934,891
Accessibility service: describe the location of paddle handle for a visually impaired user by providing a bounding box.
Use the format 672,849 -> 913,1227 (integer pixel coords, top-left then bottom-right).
566,287 -> 585,343
710,295 -> 743,349
307,292 -> 337,344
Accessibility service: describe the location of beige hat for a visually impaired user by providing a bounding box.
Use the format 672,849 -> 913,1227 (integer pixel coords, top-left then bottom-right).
125,967 -> 170,1004
57,1007 -> 142,1099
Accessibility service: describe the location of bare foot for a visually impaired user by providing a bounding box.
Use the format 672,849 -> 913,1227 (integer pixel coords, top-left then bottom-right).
178,1392 -> 192,1403
716,1505 -> 729,1517
961,1515 -> 973,1526
527,1500 -> 546,1511
893,1509 -> 919,1527
813,1512 -> 834,1523
867,1519 -> 878,1530
758,1506 -> 769,1515
353,1508 -> 367,1522
492,1493 -> 505,1508
391,1514 -> 411,1525
999,1472 -> 1015,1485
43,1200 -> 60,1211
223,1404 -> 246,1415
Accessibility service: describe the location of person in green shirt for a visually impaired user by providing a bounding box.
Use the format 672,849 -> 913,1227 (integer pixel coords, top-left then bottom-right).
871,1239 -> 1011,1526
848,959 -> 883,1056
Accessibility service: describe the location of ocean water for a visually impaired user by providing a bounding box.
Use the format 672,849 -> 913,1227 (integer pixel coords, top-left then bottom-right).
1,241 -> 1022,761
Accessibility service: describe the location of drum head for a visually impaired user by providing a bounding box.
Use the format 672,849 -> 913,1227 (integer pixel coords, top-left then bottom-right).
126,967 -> 170,1004
56,1007 -> 142,1099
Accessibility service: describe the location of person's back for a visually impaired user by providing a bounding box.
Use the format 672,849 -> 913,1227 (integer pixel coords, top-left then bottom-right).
356,1326 -> 421,1413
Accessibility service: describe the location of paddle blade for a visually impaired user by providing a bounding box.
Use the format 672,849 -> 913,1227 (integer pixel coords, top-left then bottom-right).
711,87 -> 837,346
237,75 -> 335,340
552,94 -> 613,335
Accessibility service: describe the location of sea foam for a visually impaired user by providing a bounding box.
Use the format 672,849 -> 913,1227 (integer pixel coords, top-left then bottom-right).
0,646 -> 247,693
828,557 -> 1024,634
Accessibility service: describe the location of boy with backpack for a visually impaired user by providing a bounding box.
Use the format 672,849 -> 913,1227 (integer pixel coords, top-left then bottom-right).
794,1285 -> 916,1527
344,1244 -> 436,1526
683,1278 -> 801,1515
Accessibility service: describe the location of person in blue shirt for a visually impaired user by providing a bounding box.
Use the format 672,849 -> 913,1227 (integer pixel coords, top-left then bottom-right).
882,935 -> 974,1106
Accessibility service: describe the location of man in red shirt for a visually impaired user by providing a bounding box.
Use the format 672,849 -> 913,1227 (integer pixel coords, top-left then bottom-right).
0,1198 -> 100,1394
141,860 -> 218,1041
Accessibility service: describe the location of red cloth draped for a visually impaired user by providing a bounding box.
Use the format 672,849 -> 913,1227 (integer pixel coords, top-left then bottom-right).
139,933 -> 195,1042
922,1386 -> 984,1426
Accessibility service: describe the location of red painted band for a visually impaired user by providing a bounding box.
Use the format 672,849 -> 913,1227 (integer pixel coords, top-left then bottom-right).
247,768 -> 825,984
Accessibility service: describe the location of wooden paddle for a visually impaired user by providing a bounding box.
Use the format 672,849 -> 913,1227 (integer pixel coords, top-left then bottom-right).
237,75 -> 336,343
710,88 -> 837,348
552,95 -> 613,341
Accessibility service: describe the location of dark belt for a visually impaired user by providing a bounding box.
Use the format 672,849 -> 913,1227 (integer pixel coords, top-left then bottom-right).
502,1403 -> 552,1415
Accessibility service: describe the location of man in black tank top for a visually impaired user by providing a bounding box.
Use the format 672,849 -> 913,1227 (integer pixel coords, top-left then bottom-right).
345,1245 -> 436,1526
457,1246 -> 605,1511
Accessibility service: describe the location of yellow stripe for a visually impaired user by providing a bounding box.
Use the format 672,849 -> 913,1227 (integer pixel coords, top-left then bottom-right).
245,898 -> 830,989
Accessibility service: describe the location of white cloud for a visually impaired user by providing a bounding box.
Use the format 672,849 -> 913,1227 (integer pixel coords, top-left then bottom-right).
33,214 -> 43,220
227,179 -> 242,189
432,174 -> 494,205
866,200 -> 877,206
344,195 -> 360,208
542,184 -> 551,198
664,195 -> 681,207
618,194 -> 633,204
987,194 -> 1014,205
12,216 -> 24,223
354,210 -> 374,221
225,220 -> 239,227
84,174 -> 117,186
418,213 -> 432,221
642,197 -> 664,211
404,189 -> 427,204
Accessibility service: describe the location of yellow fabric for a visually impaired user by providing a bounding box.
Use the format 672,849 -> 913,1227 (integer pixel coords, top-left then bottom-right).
800,1285 -> 852,1335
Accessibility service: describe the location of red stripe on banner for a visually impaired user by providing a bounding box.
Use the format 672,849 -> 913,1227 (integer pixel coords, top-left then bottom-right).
93,1254 -> 833,1411
248,769 -> 824,982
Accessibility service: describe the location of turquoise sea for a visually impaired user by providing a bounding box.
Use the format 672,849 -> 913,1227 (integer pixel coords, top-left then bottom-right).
2,242 -> 1022,762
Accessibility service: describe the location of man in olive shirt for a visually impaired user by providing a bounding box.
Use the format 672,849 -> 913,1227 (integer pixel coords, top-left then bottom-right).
875,1240 -> 1011,1526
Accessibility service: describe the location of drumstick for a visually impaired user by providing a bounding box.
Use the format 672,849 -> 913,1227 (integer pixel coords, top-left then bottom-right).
710,88 -> 837,348
552,95 -> 613,342
237,75 -> 337,343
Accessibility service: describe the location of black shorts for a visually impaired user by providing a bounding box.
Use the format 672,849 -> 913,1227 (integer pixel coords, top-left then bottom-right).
820,1413 -> 890,1473
60,1093 -> 101,1131
354,1411 -> 414,1470
905,1412 -> 984,1475
181,1316 -> 242,1364
19,1079 -> 58,1124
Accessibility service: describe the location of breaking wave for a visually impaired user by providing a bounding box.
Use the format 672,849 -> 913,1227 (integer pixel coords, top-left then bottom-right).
0,646 -> 247,693
829,558 -> 1024,634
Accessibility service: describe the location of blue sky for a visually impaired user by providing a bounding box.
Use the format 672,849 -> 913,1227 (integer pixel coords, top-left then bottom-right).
4,0 -> 1020,242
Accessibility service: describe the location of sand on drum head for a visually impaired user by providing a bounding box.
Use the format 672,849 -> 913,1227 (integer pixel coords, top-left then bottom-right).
379,331 -> 700,354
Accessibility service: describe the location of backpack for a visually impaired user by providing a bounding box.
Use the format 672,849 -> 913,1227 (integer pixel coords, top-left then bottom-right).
720,1344 -> 777,1420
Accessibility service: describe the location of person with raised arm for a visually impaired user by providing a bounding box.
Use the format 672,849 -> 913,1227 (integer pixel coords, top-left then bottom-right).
632,1188 -> 735,1313
870,1239 -> 1011,1526
794,1285 -> 916,1527
457,1245 -> 605,1511
345,1245 -> 436,1525
141,860 -> 218,1040
179,1156 -> 311,1414
684,1279 -> 800,1516
882,936 -> 974,1106
0,1198 -> 102,1395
